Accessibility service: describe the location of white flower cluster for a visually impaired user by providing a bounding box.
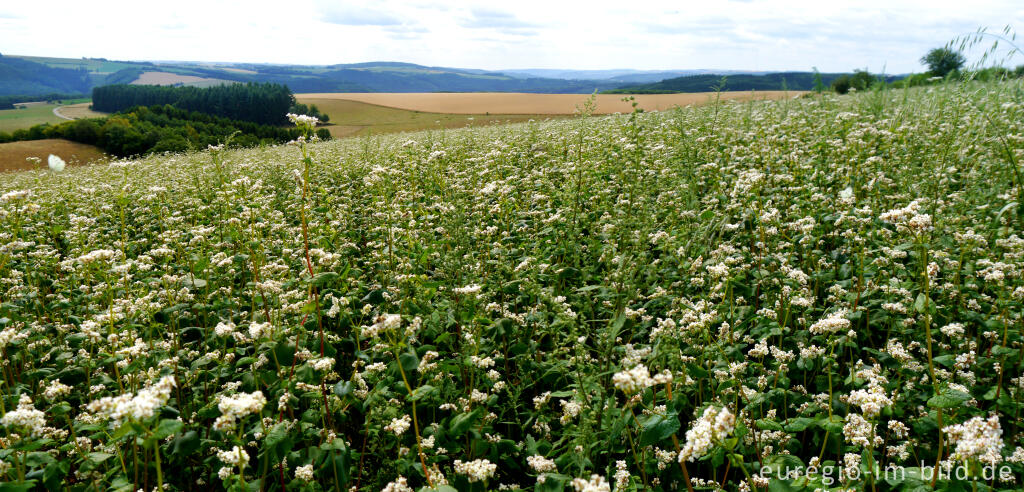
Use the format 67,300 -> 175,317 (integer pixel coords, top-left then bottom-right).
453,458 -> 497,483
295,464 -> 314,482
843,413 -> 880,447
381,477 -> 414,492
86,376 -> 175,425
571,474 -> 611,492
0,190 -> 31,203
527,455 -> 557,473
78,249 -> 118,265
310,357 -> 335,372
1,395 -> 46,435
286,113 -> 319,128
214,321 -> 236,337
216,445 -> 250,467
362,313 -> 402,338
384,414 -> 411,436
678,406 -> 736,462
847,382 -> 892,418
612,364 -> 672,394
808,309 -> 851,336
43,379 -> 72,400
613,460 -> 630,490
214,391 -> 266,431
452,284 -> 482,295
943,415 -> 1004,466
879,200 -> 932,232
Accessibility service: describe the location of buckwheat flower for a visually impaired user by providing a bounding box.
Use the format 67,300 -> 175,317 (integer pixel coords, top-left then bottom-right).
295,464 -> 314,482
46,154 -> 66,172
527,455 -> 557,473
310,357 -> 335,372
216,446 -> 250,468
43,379 -> 72,400
842,453 -> 861,479
381,477 -> 414,492
571,474 -> 611,492
808,309 -> 850,335
940,323 -> 965,337
78,249 -> 117,265
362,313 -> 402,338
86,376 -> 175,425
613,460 -> 630,489
0,190 -> 31,203
214,391 -> 266,431
843,413 -> 877,447
384,414 -> 411,436
286,113 -> 319,128
214,321 -> 236,337
248,322 -> 271,340
848,383 -> 892,418
678,406 -> 735,462
453,459 -> 497,483
943,415 -> 1004,466
453,284 -> 482,295
1,395 -> 46,436
612,364 -> 654,394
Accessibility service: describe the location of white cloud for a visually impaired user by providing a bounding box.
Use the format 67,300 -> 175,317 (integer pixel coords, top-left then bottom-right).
0,0 -> 1020,72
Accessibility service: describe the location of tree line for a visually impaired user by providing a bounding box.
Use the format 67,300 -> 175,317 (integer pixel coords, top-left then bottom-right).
0,104 -> 331,157
0,93 -> 87,110
92,82 -> 295,125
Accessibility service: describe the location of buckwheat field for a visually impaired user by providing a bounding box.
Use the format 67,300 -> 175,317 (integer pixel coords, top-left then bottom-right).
1,82 -> 1023,492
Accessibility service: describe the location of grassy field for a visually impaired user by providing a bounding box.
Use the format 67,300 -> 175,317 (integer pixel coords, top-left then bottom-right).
295,97 -> 555,138
130,71 -> 235,87
0,81 -> 1023,491
0,99 -> 90,133
0,138 -> 107,172
54,102 -> 107,119
297,90 -> 802,115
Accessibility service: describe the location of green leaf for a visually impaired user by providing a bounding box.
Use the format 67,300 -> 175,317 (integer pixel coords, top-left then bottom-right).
313,272 -> 340,287
410,385 -> 437,401
0,481 -> 36,492
262,422 -> 294,464
334,381 -> 353,398
399,351 -> 420,373
43,461 -> 68,492
449,408 -> 483,435
639,412 -> 680,447
25,451 -> 55,467
783,417 -> 815,432
171,431 -> 200,457
153,419 -> 184,440
927,389 -> 971,409
756,419 -> 784,431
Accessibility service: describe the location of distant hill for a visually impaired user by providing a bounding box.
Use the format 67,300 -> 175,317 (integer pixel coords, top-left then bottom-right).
607,71 -> 900,93
0,55 -> 92,96
501,68 -> 765,84
4,54 -> 827,96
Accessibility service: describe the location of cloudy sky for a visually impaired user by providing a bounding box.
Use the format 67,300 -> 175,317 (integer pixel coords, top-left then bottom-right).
1,0 -> 1022,73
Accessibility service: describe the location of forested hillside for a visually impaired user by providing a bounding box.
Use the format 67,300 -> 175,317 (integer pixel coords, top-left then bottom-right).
92,83 -> 294,125
0,55 -> 92,96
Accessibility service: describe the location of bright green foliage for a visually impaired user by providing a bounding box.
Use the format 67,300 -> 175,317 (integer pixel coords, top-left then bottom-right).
921,47 -> 967,78
0,80 -> 1023,491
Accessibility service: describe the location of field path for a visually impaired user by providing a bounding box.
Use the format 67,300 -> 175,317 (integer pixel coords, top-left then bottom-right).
53,106 -> 74,120
296,91 -> 802,115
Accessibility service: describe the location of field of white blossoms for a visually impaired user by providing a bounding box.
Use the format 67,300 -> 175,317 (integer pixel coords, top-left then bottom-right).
1,81 -> 1023,492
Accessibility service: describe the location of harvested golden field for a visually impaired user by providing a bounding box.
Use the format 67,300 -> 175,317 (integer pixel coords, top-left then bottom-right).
296,90 -> 802,115
131,71 -> 231,87
294,98 -> 555,138
54,102 -> 108,119
0,139 -> 107,172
